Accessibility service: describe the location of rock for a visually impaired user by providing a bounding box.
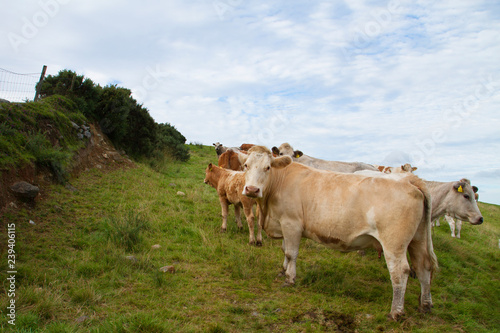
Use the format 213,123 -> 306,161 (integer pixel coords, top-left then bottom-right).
76,315 -> 89,323
8,202 -> 18,209
83,130 -> 91,138
70,121 -> 80,130
151,244 -> 161,249
29,220 -> 36,225
10,181 -> 39,201
0,98 -> 10,103
77,133 -> 84,140
176,191 -> 185,196
159,265 -> 175,273
109,152 -> 123,162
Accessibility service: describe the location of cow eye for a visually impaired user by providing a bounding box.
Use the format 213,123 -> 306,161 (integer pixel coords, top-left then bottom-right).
244,164 -> 248,169
280,153 -> 283,156
464,194 -> 470,200
265,166 -> 270,171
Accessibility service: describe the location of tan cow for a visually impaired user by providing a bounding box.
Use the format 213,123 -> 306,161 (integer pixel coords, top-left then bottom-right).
272,143 -> 378,173
241,146 -> 438,320
204,163 -> 262,246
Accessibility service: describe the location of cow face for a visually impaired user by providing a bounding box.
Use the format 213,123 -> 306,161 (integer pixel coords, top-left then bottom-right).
242,146 -> 292,198
450,179 -> 483,225
273,143 -> 303,159
203,163 -> 216,188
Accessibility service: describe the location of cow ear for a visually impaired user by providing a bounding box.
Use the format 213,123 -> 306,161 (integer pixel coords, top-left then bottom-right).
472,186 -> 478,193
271,146 -> 280,156
208,163 -> 213,170
271,156 -> 292,169
294,150 -> 303,158
453,182 -> 466,193
412,167 -> 418,171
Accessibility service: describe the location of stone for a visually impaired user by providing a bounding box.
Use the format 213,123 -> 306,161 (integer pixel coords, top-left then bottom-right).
10,181 -> 39,201
176,191 -> 185,196
76,315 -> 89,323
151,244 -> 161,249
159,265 -> 175,273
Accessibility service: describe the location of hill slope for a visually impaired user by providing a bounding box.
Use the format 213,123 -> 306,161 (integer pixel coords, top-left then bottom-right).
0,145 -> 499,332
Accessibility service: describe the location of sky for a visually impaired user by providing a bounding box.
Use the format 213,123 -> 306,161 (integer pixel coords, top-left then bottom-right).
1,0 -> 500,205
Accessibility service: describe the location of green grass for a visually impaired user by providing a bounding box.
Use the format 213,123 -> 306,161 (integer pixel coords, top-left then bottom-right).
0,144 -> 499,332
0,95 -> 86,175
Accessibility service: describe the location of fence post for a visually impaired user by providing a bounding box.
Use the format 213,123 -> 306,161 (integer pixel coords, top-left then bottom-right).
34,65 -> 47,101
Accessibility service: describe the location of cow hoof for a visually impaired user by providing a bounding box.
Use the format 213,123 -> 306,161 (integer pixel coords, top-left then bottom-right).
281,281 -> 294,288
387,311 -> 405,321
221,228 -> 227,233
256,241 -> 263,247
419,303 -> 433,314
277,270 -> 286,277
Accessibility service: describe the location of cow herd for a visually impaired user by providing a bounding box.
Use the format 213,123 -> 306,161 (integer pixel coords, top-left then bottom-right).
204,142 -> 484,320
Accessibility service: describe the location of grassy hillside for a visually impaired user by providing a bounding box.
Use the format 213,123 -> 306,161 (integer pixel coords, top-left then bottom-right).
1,145 -> 499,332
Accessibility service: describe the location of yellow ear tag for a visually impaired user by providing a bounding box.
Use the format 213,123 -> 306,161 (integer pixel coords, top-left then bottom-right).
295,154 -> 300,158
458,185 -> 463,193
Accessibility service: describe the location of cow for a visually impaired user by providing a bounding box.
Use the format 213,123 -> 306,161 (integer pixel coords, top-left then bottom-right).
272,143 -> 378,173
429,183 -> 481,238
241,146 -> 438,320
239,143 -> 255,151
218,149 -> 248,171
204,163 -> 262,246
375,163 -> 417,174
213,142 -> 227,157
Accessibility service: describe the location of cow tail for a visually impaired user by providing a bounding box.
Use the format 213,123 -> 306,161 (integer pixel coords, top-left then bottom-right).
410,177 -> 439,277
420,179 -> 439,276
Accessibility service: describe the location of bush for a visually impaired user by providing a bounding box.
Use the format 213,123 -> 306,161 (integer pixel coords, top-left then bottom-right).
38,69 -> 190,162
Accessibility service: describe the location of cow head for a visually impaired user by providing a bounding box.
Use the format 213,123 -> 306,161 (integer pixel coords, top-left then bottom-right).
242,146 -> 292,198
401,163 -> 417,173
203,163 -> 217,188
272,143 -> 303,159
213,142 -> 225,156
449,179 -> 483,225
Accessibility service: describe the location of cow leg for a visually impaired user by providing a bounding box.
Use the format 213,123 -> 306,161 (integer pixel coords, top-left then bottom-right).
234,204 -> 243,231
384,251 -> 410,320
456,219 -> 462,239
243,204 -> 255,245
408,240 -> 433,314
281,230 -> 302,286
445,215 -> 456,237
255,208 -> 263,246
219,198 -> 229,232
279,239 -> 288,276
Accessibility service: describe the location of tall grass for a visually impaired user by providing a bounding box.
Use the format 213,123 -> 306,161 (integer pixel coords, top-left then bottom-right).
0,144 -> 498,332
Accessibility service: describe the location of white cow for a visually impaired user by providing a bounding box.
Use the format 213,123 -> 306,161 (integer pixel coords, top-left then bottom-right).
242,146 -> 438,321
431,185 -> 480,238
272,143 -> 378,173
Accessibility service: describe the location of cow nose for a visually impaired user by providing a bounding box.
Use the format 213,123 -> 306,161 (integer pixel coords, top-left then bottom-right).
476,216 -> 484,225
245,186 -> 260,196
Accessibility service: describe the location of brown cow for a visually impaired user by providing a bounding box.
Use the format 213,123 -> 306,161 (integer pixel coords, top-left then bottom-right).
218,149 -> 247,171
241,146 -> 438,320
204,163 -> 262,246
239,143 -> 255,151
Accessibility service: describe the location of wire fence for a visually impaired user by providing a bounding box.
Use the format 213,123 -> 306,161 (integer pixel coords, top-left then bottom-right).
0,67 -> 42,103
